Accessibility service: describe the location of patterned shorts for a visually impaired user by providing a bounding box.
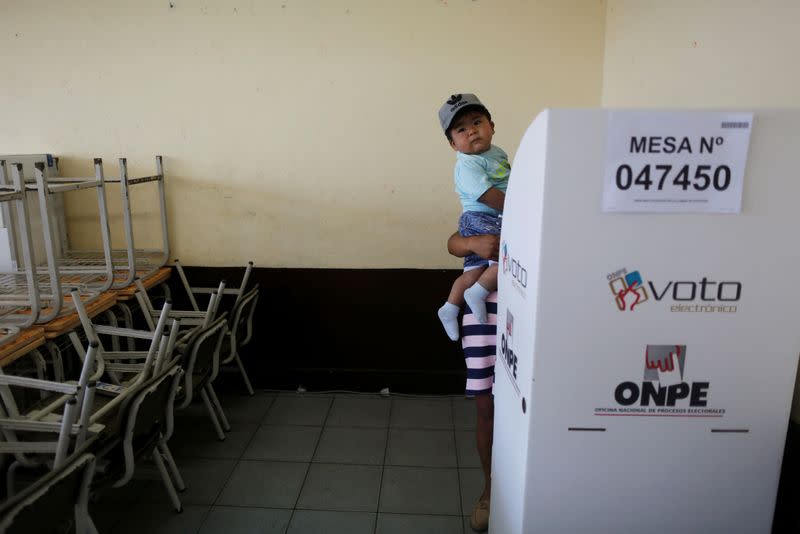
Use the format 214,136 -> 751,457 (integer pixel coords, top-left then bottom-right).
461,293 -> 497,396
458,211 -> 502,271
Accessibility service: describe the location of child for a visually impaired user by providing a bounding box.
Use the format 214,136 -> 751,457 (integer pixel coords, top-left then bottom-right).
437,94 -> 510,340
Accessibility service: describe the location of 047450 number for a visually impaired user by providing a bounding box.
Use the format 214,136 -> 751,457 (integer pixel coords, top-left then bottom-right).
615,164 -> 731,192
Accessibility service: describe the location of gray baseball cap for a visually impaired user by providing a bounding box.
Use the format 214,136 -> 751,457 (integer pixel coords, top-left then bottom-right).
438,93 -> 486,133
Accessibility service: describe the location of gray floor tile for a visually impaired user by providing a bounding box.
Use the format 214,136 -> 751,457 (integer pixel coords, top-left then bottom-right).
198,506 -> 291,534
107,477 -> 177,511
459,468 -> 485,517
326,395 -> 391,427
170,419 -> 258,459
297,463 -> 382,512
219,392 -> 277,423
390,397 -> 453,429
217,460 -> 308,508
313,427 -> 387,465
175,391 -> 272,423
87,391 -> 482,533
452,397 -> 477,430
113,504 -> 210,534
90,481 -> 148,532
287,510 -> 376,534
380,466 -> 461,515
92,476 -> 150,505
263,394 -> 332,426
90,502 -> 123,533
377,513 -> 464,534
175,400 -> 214,420
455,430 -> 481,468
137,457 -> 237,505
243,424 -> 322,461
386,429 -> 457,467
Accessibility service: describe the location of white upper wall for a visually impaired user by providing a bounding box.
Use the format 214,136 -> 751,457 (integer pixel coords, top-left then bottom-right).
602,0 -> 800,107
0,0 -> 605,268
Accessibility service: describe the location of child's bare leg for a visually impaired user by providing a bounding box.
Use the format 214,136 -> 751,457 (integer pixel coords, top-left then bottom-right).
464,263 -> 498,324
476,264 -> 498,292
448,268 -> 484,306
438,268 -> 484,341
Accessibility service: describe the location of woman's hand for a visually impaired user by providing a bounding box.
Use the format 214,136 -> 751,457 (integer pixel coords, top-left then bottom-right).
447,233 -> 499,260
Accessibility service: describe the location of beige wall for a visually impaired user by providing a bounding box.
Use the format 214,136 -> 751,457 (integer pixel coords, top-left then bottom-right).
602,0 -> 800,107
0,0 -> 606,268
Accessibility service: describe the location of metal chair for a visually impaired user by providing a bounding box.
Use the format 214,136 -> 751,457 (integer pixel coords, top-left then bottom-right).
0,342 -> 102,495
30,160 -> 115,317
134,277 -> 224,332
104,157 -> 169,288
174,315 -> 230,440
90,361 -> 185,512
218,285 -> 259,395
0,160 -> 115,324
0,447 -> 98,534
174,259 -> 254,315
0,162 -> 41,335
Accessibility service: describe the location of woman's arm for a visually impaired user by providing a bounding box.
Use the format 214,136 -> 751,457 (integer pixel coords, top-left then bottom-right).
477,187 -> 505,213
447,232 -> 500,260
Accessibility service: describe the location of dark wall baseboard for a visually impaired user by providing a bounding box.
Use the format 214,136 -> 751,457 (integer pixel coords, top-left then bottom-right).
168,266 -> 469,395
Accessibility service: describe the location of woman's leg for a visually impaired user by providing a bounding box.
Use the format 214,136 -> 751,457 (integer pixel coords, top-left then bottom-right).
471,392 -> 494,531
475,392 -> 494,501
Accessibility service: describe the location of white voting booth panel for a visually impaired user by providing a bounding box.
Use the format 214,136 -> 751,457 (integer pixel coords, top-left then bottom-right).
493,109 -> 800,534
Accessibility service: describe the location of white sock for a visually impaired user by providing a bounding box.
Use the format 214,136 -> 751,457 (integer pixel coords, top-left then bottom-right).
464,282 -> 490,324
437,302 -> 461,341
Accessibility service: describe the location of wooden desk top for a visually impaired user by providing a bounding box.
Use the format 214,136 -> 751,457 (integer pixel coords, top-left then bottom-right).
113,267 -> 172,300
0,327 -> 46,368
1,267 -> 171,361
44,292 -> 118,339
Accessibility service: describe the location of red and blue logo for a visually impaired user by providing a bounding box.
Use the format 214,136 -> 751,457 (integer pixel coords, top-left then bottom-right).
607,268 -> 649,311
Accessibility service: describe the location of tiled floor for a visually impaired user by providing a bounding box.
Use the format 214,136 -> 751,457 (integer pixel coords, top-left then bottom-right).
90,391 -> 484,534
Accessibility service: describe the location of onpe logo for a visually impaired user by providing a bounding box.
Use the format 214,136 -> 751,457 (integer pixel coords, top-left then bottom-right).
608,269 -> 648,311
499,309 -> 517,380
614,345 -> 710,407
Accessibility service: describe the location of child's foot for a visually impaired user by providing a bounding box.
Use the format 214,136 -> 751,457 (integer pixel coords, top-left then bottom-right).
438,302 -> 460,341
464,283 -> 490,324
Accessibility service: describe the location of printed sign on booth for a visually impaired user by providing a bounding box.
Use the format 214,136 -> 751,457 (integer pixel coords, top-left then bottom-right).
602,111 -> 753,213
593,344 -> 727,418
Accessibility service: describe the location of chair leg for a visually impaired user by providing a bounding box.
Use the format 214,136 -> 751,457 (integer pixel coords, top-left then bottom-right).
104,310 -> 121,352
152,448 -> 183,513
200,388 -> 226,441
117,302 -> 137,351
75,506 -> 99,534
6,460 -> 21,497
205,384 -> 231,432
158,441 -> 186,492
233,351 -> 255,396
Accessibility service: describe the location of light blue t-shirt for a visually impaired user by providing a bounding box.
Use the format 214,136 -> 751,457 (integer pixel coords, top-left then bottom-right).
454,145 -> 510,215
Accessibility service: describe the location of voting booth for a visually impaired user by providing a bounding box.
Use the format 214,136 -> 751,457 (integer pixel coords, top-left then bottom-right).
492,109 -> 800,533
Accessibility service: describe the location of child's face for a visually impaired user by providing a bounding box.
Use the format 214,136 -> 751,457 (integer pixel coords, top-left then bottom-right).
448,110 -> 495,155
